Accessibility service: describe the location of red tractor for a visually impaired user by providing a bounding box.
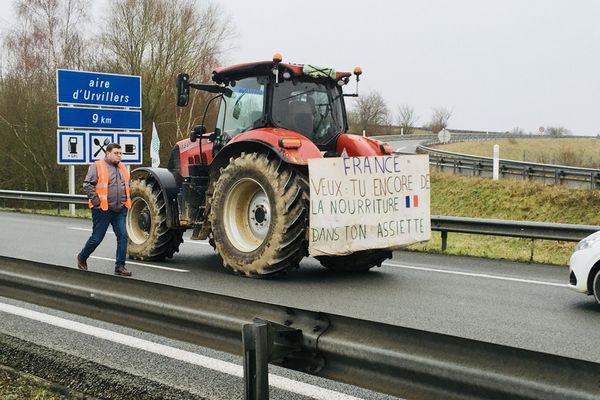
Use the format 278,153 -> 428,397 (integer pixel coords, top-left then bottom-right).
126,55 -> 395,277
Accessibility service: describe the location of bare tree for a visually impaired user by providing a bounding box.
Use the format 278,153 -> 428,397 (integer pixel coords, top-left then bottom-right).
0,0 -> 90,191
511,127 -> 525,135
349,90 -> 390,134
0,0 -> 233,190
546,126 -> 571,137
396,104 -> 418,134
100,0 -> 234,160
426,107 -> 453,133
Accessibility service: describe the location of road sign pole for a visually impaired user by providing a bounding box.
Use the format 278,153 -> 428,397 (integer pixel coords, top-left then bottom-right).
68,165 -> 76,216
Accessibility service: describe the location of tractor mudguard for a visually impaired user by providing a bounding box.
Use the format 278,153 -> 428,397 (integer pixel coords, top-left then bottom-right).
210,128 -> 322,179
228,128 -> 322,164
336,134 -> 393,157
130,167 -> 180,228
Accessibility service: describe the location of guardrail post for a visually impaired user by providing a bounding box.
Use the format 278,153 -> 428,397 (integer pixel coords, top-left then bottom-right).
243,321 -> 269,400
242,319 -> 305,400
441,230 -> 448,252
591,172 -> 596,190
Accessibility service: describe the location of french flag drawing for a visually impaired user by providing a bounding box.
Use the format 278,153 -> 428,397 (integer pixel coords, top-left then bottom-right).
405,195 -> 419,208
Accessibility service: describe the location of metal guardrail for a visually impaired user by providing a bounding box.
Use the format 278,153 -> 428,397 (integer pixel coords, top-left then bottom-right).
1,190 -> 598,248
417,144 -> 600,189
431,215 -> 600,251
369,133 -> 600,189
1,256 -> 599,400
372,132 -> 595,144
0,189 -> 87,204
371,132 -> 529,142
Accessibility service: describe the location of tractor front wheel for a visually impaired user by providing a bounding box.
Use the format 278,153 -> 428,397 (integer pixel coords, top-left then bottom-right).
127,179 -> 184,261
209,153 -> 308,277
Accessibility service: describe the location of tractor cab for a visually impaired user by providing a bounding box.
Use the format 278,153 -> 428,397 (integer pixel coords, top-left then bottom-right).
178,54 -> 361,155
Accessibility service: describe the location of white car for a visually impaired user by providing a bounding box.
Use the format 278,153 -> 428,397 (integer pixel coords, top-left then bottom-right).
569,231 -> 600,304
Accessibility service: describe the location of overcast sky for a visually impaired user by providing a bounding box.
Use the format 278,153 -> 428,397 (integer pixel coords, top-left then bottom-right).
1,0 -> 599,135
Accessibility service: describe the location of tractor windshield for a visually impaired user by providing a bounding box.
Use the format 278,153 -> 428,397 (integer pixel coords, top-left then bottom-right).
216,77 -> 265,138
271,80 -> 344,144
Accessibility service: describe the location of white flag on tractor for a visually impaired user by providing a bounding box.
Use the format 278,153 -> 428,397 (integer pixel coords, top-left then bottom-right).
151,122 -> 160,168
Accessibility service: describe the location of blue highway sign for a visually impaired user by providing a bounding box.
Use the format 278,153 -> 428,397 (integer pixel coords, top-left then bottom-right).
58,106 -> 142,130
57,69 -> 141,108
117,132 -> 143,164
88,132 -> 115,162
56,131 -> 87,164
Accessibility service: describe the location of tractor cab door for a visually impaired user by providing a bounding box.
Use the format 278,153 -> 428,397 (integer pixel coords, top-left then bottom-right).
213,76 -> 267,155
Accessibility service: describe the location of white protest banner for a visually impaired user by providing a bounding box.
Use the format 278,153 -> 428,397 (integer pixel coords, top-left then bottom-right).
308,155 -> 431,257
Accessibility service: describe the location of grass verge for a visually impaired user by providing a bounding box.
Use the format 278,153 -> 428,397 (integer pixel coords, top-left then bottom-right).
404,171 -> 600,265
0,365 -> 84,400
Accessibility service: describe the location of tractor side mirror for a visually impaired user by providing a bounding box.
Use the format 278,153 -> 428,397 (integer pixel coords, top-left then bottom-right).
189,125 -> 206,142
176,73 -> 190,107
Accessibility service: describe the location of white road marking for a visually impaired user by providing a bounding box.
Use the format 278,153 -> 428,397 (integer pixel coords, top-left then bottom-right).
0,302 -> 363,400
89,256 -> 189,273
68,227 -> 95,232
383,261 -> 568,287
184,239 -> 212,246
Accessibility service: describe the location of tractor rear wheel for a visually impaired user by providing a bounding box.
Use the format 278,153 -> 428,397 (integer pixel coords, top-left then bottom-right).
127,179 -> 184,261
316,250 -> 392,272
209,153 -> 308,277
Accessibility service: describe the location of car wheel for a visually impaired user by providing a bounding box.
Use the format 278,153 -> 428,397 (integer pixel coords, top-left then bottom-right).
593,270 -> 600,305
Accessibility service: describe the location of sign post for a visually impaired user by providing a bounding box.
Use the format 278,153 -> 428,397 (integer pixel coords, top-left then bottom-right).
438,128 -> 451,144
56,69 -> 142,215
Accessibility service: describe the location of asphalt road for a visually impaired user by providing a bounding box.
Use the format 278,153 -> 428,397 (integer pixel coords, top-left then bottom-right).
0,295 -> 393,400
0,211 -> 598,366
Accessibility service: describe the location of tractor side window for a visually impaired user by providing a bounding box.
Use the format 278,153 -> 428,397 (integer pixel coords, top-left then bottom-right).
216,77 -> 265,140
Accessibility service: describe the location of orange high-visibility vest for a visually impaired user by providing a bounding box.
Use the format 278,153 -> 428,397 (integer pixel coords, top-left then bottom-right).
88,160 -> 132,210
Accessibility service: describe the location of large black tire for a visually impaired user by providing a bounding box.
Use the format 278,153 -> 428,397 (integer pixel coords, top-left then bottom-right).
593,269 -> 600,305
209,153 -> 308,277
316,250 -> 392,272
127,179 -> 184,261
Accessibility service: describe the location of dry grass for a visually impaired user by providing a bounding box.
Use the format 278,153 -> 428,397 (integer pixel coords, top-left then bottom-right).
405,171 -> 600,265
433,138 -> 600,168
429,171 -> 600,224
0,366 -> 68,400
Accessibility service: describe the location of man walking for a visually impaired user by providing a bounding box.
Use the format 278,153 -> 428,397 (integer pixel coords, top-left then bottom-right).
77,143 -> 132,276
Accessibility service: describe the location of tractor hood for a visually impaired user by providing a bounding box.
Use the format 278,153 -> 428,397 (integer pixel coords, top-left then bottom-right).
228,127 -> 322,165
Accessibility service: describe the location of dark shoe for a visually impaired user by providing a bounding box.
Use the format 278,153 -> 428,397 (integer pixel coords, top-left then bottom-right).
114,266 -> 132,276
77,255 -> 88,271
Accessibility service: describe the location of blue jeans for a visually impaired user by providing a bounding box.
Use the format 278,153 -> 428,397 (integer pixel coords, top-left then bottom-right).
79,208 -> 128,268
